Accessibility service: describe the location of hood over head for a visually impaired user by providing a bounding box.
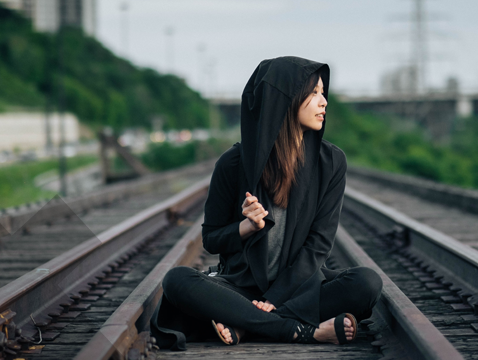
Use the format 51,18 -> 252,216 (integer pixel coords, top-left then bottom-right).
240,56 -> 330,193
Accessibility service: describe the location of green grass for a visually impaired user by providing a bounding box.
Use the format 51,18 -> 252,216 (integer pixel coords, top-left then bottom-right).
0,155 -> 98,208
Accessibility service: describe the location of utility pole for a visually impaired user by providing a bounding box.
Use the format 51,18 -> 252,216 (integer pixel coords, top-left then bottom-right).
57,24 -> 67,197
44,101 -> 53,155
196,43 -> 206,92
45,37 -> 54,156
120,1 -> 129,57
164,26 -> 175,74
205,58 -> 220,130
206,58 -> 216,99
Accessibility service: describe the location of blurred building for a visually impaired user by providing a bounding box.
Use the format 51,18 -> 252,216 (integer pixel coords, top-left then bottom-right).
0,0 -> 96,36
0,112 -> 80,152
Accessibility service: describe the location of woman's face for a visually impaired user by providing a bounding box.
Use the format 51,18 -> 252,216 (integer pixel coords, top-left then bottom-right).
297,77 -> 327,132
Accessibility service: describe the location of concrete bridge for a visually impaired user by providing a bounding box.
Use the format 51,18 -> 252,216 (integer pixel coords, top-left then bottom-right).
212,93 -> 478,140
340,93 -> 478,140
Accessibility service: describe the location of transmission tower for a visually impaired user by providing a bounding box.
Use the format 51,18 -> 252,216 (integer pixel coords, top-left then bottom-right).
410,0 -> 427,94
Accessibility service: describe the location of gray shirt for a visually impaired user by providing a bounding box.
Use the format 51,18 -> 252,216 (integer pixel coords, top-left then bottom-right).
267,205 -> 287,281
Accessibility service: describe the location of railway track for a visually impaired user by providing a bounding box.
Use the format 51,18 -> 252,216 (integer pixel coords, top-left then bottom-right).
0,160 -> 215,288
0,175 -> 211,360
339,185 -> 478,360
1,166 -> 477,359
346,166 -> 478,251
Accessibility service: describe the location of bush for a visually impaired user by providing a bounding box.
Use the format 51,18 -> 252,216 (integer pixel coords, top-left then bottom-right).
325,95 -> 478,189
141,139 -> 233,172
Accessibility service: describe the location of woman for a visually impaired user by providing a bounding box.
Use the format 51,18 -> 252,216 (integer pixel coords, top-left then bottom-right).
150,56 -> 383,350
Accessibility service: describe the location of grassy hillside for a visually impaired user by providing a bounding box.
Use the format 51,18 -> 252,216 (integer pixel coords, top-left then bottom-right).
0,6 -> 211,130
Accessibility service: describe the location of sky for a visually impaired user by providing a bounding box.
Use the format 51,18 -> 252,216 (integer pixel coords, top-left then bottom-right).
96,0 -> 478,99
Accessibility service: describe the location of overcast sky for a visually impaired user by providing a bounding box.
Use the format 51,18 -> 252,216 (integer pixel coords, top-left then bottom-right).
96,0 -> 478,98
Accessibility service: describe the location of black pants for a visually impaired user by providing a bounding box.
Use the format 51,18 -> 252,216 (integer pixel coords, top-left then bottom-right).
161,266 -> 382,343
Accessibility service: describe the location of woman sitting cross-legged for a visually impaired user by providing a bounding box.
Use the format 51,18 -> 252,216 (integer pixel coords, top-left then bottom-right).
150,56 -> 383,350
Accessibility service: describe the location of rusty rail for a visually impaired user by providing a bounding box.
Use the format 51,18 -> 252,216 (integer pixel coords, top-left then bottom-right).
3,178 -> 470,359
76,199 -> 468,360
0,159 -> 215,237
334,225 -> 464,360
73,184 -> 476,359
345,186 -> 478,300
75,216 -> 204,360
0,177 -> 210,343
347,166 -> 478,214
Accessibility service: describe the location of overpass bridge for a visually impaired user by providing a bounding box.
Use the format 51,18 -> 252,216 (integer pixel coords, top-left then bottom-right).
212,93 -> 478,140
340,93 -> 478,139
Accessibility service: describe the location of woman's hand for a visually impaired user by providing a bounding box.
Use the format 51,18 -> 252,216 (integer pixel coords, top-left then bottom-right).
252,300 -> 276,312
239,192 -> 268,240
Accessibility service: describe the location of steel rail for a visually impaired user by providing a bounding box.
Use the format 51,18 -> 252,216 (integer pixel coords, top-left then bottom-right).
347,166 -> 478,214
0,176 -> 210,339
345,186 -> 478,298
0,159 -> 215,237
69,184 -> 471,359
75,214 -> 468,360
334,225 -> 464,360
74,216 -> 204,360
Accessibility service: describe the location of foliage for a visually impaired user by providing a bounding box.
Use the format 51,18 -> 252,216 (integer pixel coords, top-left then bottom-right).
141,138 -> 233,172
0,65 -> 45,107
0,5 -> 211,130
0,155 -> 98,208
325,94 -> 478,189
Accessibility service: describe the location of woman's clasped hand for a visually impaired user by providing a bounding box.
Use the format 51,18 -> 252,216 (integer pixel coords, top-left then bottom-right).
242,191 -> 268,229
252,300 -> 276,312
239,192 -> 268,239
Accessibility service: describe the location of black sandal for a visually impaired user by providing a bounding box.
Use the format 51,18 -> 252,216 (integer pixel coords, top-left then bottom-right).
292,323 -> 320,344
334,313 -> 357,344
212,320 -> 240,345
292,313 -> 357,345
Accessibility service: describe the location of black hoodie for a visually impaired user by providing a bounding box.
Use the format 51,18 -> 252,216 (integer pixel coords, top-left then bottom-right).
151,57 -> 347,349
202,56 -> 347,325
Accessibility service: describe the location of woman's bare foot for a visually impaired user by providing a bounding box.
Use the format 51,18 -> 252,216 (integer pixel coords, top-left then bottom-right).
215,322 -> 245,344
292,317 -> 355,344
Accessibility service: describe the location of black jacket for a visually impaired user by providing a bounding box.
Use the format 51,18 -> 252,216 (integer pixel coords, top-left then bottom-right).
202,56 -> 346,326
150,57 -> 346,350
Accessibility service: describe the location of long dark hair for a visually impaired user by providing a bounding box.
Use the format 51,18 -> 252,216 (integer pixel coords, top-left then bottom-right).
261,70 -> 324,208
